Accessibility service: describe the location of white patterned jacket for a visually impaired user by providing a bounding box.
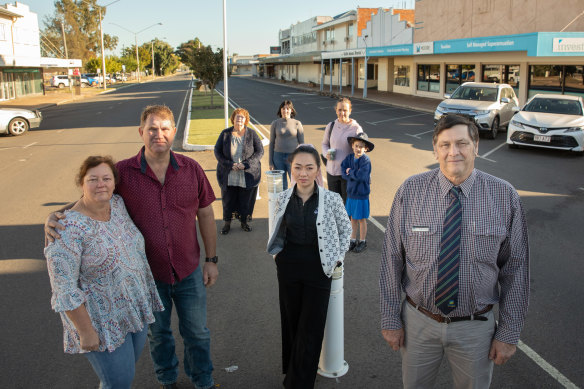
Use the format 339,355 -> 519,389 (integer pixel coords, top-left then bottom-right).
267,185 -> 352,277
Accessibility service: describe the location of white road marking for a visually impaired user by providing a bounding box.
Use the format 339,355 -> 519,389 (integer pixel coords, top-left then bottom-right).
56,129 -> 65,133
517,340 -> 579,389
351,107 -> 397,114
368,209 -> 578,389
366,113 -> 428,125
176,80 -> 192,130
286,92 -> 316,95
480,141 -> 507,159
406,129 -> 434,139
215,89 -> 270,140
23,142 -> 37,149
0,147 -> 18,151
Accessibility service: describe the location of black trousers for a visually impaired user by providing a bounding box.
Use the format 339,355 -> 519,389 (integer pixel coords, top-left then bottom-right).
221,185 -> 257,222
276,246 -> 332,389
326,173 -> 347,204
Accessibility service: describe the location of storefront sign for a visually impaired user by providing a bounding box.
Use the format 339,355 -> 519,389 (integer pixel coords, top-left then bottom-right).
270,46 -> 282,54
553,38 -> 584,53
321,49 -> 366,59
368,44 -> 412,57
414,42 -> 434,55
434,34 -> 536,55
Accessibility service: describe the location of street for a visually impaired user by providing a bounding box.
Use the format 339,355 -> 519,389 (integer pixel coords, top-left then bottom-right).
1,73 -> 582,388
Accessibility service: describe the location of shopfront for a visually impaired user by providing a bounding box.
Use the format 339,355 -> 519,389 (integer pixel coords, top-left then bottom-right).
0,68 -> 44,100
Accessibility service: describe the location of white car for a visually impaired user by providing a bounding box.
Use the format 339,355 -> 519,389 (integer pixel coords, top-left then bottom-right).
0,107 -> 42,136
507,94 -> 584,154
434,82 -> 519,139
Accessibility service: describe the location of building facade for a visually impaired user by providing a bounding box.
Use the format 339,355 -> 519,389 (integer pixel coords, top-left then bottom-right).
259,1 -> 584,105
0,2 -> 43,100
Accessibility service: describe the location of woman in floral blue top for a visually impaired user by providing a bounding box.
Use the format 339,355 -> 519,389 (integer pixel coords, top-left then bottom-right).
44,156 -> 163,389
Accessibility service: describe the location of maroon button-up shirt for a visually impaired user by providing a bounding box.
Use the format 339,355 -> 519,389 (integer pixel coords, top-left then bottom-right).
116,147 -> 216,284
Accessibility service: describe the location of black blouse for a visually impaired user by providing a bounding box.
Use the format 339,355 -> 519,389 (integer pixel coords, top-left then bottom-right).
283,186 -> 319,247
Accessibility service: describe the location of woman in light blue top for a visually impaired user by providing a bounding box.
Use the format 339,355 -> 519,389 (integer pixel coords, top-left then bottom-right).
44,155 -> 163,389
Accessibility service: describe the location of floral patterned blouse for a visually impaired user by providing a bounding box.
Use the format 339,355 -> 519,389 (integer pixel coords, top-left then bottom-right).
45,194 -> 164,354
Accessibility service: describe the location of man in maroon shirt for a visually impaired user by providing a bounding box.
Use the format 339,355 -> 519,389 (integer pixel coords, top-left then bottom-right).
46,105 -> 218,389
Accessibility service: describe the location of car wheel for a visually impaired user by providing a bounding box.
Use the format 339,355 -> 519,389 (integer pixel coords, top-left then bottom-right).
7,118 -> 29,136
58,83 -> 65,88
487,117 -> 499,140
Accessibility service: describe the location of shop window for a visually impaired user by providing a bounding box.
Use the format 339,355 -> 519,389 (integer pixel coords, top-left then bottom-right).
446,64 -> 475,94
394,65 -> 410,87
417,64 -> 440,93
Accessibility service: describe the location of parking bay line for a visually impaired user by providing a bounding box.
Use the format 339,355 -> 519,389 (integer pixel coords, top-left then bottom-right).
366,113 -> 428,125
406,129 -> 434,139
367,217 -> 579,389
479,141 -> 507,160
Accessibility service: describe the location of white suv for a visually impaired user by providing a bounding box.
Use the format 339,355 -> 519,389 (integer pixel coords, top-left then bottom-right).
434,82 -> 519,139
50,75 -> 70,88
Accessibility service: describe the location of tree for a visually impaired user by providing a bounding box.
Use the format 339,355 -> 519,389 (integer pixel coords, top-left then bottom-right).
40,0 -> 118,62
150,39 -> 179,75
177,39 -> 224,107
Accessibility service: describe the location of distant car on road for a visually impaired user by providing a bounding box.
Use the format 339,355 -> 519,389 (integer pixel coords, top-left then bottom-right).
0,107 -> 43,136
507,94 -> 584,154
434,82 -> 519,139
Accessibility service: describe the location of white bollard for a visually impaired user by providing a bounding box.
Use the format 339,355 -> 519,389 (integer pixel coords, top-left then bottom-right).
318,265 -> 349,378
265,170 -> 284,238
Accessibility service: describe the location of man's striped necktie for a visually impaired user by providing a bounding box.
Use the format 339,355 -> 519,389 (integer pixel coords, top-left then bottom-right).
435,186 -> 462,315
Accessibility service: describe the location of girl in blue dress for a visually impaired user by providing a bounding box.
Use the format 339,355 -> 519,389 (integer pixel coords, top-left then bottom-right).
341,132 -> 375,253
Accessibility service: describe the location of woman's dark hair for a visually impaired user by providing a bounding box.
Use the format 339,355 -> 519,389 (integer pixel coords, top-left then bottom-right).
76,155 -> 118,186
287,144 -> 321,168
276,100 -> 297,118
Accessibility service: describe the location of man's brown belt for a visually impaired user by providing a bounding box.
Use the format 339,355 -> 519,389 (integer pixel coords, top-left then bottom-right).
406,296 -> 493,324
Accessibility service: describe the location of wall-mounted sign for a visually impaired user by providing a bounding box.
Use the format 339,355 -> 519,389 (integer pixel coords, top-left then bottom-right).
413,41 -> 434,55
270,46 -> 282,54
553,38 -> 584,53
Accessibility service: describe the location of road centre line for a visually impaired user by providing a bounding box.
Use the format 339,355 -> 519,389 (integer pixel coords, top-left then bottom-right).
480,141 -> 507,159
368,209 -> 577,389
366,113 -> 428,125
23,142 -> 37,149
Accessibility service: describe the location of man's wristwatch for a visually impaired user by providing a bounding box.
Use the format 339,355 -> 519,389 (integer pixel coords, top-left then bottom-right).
205,256 -> 218,264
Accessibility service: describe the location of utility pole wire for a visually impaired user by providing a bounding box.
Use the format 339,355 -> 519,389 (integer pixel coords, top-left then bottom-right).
560,10 -> 584,32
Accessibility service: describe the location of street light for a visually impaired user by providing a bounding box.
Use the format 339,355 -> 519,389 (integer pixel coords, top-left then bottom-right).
81,0 -> 120,91
110,22 -> 162,82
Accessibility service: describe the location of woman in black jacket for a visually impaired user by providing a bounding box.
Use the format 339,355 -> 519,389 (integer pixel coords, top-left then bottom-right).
214,108 -> 264,234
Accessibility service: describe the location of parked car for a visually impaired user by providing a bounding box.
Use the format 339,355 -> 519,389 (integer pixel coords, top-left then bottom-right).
434,82 -> 519,139
81,74 -> 98,86
506,94 -> 584,154
50,75 -> 69,88
0,107 -> 42,136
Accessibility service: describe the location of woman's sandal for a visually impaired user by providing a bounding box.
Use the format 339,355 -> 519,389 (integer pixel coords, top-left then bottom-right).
221,222 -> 231,235
240,222 -> 252,232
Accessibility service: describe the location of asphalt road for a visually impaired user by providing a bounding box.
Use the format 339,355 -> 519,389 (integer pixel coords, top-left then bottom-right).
1,74 -> 582,388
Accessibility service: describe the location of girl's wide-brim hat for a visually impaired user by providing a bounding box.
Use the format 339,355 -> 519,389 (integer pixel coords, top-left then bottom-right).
347,132 -> 375,151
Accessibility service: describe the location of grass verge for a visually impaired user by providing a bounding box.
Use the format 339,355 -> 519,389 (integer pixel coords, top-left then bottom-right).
188,90 -> 234,145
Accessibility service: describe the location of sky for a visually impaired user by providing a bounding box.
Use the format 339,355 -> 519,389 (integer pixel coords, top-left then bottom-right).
18,0 -> 415,56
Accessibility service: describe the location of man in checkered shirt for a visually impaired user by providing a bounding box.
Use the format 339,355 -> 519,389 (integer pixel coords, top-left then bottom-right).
380,114 -> 529,388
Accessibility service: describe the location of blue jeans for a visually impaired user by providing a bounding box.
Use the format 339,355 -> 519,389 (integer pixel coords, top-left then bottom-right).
84,327 -> 149,389
148,266 -> 214,389
273,151 -> 291,190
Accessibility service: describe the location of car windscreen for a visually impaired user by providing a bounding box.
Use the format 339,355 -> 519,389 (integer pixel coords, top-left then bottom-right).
450,86 -> 497,102
524,98 -> 583,116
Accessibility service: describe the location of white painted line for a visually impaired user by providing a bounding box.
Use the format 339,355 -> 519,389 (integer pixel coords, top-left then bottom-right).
351,107 -> 397,114
406,129 -> 434,139
368,215 -> 386,232
517,340 -> 579,389
23,142 -> 37,149
286,92 -> 316,95
477,155 -> 496,163
215,89 -> 270,142
480,141 -> 507,159
0,147 -> 18,151
366,113 -> 428,125
368,207 -> 578,389
56,129 -> 65,133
